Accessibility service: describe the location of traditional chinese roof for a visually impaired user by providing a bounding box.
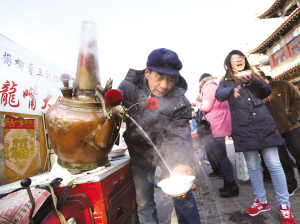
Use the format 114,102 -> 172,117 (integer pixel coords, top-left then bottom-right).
271,52 -> 300,79
247,53 -> 271,76
257,0 -> 287,19
249,6 -> 300,54
247,53 -> 269,66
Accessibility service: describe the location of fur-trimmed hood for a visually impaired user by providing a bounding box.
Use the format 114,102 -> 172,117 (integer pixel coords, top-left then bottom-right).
197,75 -> 232,138
199,76 -> 219,91
196,76 -> 219,101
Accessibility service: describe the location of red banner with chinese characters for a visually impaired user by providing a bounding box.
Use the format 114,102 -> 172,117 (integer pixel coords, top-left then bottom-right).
4,115 -> 35,129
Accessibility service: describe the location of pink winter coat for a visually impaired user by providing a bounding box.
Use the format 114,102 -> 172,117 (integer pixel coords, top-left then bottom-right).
194,80 -> 231,138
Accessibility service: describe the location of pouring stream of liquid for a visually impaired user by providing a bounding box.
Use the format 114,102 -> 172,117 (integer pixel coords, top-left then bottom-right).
128,116 -> 172,175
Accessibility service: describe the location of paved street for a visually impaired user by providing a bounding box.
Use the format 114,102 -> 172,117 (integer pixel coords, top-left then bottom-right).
154,140 -> 300,224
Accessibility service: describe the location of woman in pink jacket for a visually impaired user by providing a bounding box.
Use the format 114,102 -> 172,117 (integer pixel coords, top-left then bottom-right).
193,73 -> 239,198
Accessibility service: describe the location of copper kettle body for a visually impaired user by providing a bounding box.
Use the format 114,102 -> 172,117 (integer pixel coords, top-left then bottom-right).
45,21 -> 120,172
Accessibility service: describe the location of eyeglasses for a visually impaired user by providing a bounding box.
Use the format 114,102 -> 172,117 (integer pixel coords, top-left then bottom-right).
155,72 -> 177,84
230,56 -> 245,62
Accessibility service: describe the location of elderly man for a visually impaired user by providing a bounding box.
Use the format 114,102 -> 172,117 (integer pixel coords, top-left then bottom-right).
118,48 -> 201,224
260,71 -> 300,197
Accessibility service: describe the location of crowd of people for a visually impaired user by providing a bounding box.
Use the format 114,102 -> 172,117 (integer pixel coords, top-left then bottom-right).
117,47 -> 299,224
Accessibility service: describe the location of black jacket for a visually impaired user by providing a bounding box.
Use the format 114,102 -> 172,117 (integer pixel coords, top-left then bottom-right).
215,74 -> 283,152
118,69 -> 193,171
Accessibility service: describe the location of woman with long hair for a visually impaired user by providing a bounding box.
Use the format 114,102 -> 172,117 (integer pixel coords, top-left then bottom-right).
215,50 -> 295,224
193,73 -> 238,198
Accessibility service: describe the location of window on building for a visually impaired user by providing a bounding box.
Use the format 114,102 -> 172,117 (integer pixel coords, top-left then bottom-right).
293,47 -> 299,54
274,49 -> 286,65
277,58 -> 281,64
283,55 -> 287,60
289,36 -> 300,56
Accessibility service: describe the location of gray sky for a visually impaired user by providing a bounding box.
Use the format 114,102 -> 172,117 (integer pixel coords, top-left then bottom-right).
0,0 -> 282,102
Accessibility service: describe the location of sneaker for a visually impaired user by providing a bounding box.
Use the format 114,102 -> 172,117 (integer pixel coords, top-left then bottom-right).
246,198 -> 271,216
206,160 -> 210,165
279,205 -> 296,224
288,188 -> 297,196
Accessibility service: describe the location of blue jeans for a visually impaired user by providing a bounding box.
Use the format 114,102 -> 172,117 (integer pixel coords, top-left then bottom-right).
261,144 -> 297,193
201,145 -> 207,161
172,191 -> 201,224
243,147 -> 290,207
131,165 -> 201,224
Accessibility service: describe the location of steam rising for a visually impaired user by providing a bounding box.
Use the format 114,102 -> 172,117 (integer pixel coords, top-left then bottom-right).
126,100 -> 194,178
128,116 -> 172,174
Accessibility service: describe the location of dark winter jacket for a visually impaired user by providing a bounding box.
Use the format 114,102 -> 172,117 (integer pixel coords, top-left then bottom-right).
265,80 -> 300,134
118,69 -> 194,171
215,74 -> 283,152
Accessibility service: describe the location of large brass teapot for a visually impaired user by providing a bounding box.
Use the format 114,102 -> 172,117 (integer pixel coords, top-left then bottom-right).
45,21 -> 121,172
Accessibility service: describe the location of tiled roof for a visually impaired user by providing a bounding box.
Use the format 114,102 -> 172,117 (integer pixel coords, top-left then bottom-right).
248,53 -> 269,66
249,6 -> 300,54
257,0 -> 286,19
271,53 -> 300,79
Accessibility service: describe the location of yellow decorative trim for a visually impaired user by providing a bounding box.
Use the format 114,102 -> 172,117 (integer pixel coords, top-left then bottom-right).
48,115 -> 72,133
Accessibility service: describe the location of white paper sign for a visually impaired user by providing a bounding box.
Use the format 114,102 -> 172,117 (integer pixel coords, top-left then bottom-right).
0,34 -> 75,115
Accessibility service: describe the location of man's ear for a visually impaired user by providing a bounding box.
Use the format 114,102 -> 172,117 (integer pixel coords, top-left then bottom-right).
145,68 -> 150,80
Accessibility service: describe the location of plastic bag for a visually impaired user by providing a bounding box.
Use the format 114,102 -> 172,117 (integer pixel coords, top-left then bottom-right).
235,152 -> 249,181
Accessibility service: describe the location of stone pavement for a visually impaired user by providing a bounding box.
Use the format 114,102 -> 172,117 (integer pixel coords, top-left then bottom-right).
154,140 -> 300,224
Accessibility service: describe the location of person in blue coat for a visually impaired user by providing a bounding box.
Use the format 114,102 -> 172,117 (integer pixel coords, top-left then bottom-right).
215,50 -> 295,224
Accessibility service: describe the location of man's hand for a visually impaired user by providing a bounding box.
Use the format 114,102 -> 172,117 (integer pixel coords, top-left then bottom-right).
171,165 -> 195,176
165,165 -> 196,199
191,102 -> 196,107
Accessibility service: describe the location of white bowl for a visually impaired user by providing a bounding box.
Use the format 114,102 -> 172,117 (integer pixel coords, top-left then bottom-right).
235,70 -> 252,78
157,175 -> 195,197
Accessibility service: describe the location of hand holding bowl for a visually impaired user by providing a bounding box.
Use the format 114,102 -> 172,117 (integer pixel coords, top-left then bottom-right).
235,70 -> 252,79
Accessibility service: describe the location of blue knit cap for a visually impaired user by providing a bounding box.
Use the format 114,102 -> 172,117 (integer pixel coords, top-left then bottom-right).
146,48 -> 182,76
